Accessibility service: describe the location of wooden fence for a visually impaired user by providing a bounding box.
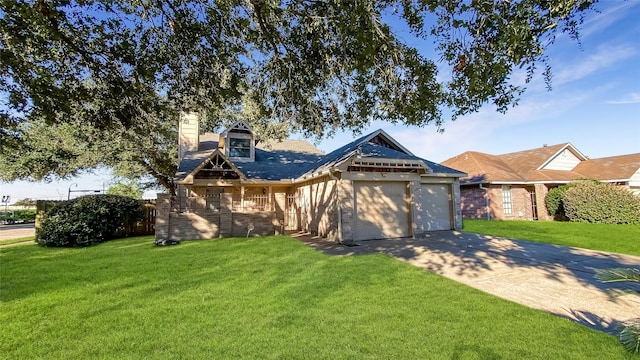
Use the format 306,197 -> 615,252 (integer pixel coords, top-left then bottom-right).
36,199 -> 156,237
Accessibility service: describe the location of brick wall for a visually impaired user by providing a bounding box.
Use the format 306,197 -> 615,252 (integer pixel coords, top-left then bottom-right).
460,187 -> 490,219
460,184 -> 544,221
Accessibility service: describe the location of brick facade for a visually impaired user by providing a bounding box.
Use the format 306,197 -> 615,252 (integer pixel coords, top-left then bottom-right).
460,184 -> 548,221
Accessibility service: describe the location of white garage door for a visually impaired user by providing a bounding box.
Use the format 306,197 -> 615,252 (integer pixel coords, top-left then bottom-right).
420,184 -> 452,231
354,181 -> 410,241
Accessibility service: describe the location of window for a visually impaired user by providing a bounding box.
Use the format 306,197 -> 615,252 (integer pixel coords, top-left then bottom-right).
502,185 -> 513,215
229,137 -> 251,158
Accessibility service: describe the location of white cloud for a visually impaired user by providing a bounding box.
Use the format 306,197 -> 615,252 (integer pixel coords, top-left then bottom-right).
581,1 -> 640,38
553,44 -> 637,86
385,86 -> 608,162
606,92 -> 640,105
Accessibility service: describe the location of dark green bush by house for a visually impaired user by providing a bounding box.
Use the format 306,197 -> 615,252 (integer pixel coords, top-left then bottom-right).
37,195 -> 145,247
545,184 -> 574,220
562,181 -> 640,224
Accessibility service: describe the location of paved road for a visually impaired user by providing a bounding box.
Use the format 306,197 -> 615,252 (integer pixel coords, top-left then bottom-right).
0,223 -> 35,241
292,230 -> 640,334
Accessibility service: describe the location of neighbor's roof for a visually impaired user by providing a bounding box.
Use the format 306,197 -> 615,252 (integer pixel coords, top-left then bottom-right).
441,143 -> 640,184
573,153 -> 640,181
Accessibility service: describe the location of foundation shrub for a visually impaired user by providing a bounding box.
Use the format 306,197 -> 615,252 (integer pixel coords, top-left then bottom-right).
562,181 -> 640,224
545,184 -> 574,220
37,195 -> 145,247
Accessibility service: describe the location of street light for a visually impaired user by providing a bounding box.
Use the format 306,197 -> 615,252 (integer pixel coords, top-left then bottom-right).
1,195 -> 9,221
67,183 -> 78,200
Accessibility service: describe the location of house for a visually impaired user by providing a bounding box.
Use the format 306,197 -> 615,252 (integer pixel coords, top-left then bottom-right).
155,113 -> 466,243
441,143 -> 640,221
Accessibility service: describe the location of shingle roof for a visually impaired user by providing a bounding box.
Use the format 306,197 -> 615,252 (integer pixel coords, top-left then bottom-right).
302,129 -> 465,177
574,153 -> 640,180
176,129 -> 464,182
176,133 -> 323,181
441,143 -> 640,184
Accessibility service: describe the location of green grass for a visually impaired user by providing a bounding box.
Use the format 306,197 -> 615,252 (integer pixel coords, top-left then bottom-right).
1,236 -> 635,359
0,236 -> 35,246
462,220 -> 640,257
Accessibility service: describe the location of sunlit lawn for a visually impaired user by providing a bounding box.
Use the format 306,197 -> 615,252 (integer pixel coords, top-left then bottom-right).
1,236 -> 635,359
462,220 -> 640,257
0,236 -> 35,246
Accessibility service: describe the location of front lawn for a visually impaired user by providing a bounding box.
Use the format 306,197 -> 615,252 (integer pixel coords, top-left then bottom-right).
0,236 -> 35,246
1,236 -> 634,359
462,220 -> 640,257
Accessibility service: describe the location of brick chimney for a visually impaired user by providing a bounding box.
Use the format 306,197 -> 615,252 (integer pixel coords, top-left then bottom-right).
178,112 -> 199,162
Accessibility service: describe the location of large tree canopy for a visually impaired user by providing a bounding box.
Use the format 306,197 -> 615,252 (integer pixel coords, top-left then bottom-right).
0,0 -> 596,194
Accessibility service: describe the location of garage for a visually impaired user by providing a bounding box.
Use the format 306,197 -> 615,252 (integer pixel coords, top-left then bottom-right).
354,181 -> 410,241
420,184 -> 452,231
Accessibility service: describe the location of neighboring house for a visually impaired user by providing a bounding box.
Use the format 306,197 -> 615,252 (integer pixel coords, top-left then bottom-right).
441,143 -> 640,221
155,114 -> 466,243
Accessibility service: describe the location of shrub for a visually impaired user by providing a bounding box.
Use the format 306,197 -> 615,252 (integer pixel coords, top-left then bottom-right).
37,195 -> 145,247
562,181 -> 640,224
13,209 -> 36,222
545,184 -> 573,220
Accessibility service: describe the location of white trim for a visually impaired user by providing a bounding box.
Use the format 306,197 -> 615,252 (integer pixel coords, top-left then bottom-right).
536,143 -> 588,170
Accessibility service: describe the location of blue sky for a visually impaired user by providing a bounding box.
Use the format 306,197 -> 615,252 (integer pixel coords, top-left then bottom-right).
1,1 -> 639,202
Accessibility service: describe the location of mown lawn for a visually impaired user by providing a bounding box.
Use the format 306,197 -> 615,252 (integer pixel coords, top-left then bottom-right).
0,235 -> 35,246
1,236 -> 635,359
462,220 -> 640,257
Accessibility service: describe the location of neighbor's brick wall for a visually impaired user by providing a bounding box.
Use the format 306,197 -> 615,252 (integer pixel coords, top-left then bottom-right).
534,184 -> 551,220
505,186 -> 535,220
460,185 -> 540,221
460,187 -> 490,220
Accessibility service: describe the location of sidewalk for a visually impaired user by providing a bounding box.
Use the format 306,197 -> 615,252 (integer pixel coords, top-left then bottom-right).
291,231 -> 640,334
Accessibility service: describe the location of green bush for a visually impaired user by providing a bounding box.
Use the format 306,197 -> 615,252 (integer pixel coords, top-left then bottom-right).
13,209 -> 36,222
37,195 -> 145,247
562,181 -> 640,224
545,184 -> 573,220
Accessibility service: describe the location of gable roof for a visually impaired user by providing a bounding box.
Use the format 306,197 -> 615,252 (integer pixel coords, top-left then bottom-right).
177,129 -> 465,183
441,143 -> 640,184
176,133 -> 324,182
301,130 -> 465,177
573,153 -> 640,181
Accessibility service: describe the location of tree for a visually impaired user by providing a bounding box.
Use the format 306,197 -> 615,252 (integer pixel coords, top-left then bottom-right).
107,181 -> 143,200
13,198 -> 37,207
1,0 -> 597,193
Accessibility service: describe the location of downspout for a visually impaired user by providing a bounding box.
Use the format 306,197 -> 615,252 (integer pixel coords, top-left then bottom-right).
328,169 -> 343,244
479,183 -> 490,220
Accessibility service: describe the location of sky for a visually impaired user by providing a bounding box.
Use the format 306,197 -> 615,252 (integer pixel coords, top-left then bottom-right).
1,1 -> 639,203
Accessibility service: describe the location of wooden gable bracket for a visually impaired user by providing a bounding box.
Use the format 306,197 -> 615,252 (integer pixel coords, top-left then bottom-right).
184,150 -> 246,183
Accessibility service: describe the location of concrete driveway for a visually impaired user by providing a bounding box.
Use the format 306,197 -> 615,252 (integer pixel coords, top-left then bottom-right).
292,231 -> 640,334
